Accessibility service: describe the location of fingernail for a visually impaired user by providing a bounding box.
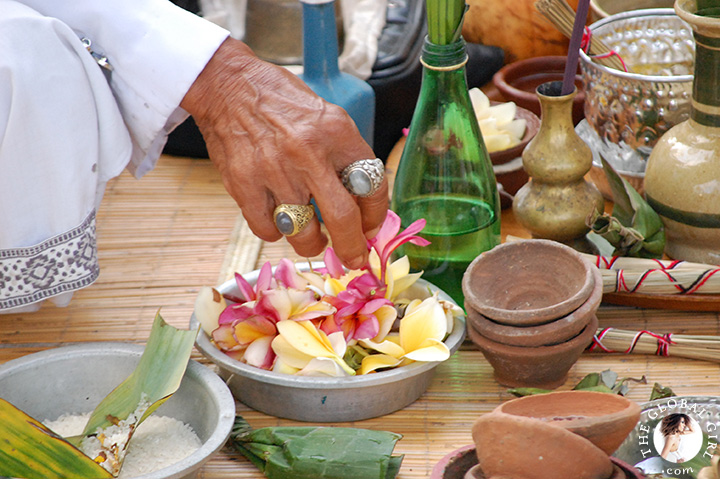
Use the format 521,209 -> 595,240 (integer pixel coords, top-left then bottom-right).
347,254 -> 367,271
365,226 -> 381,240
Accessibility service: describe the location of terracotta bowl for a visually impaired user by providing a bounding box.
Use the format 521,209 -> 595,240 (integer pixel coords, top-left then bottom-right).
472,412 -> 614,479
494,390 -> 642,455
462,239 -> 596,326
430,445 -> 646,479
467,314 -> 598,389
465,264 -> 602,347
493,158 -> 528,210
488,103 -> 541,166
492,56 -> 585,125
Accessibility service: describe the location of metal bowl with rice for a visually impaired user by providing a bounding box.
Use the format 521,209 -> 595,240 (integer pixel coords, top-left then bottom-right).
0,342 -> 236,479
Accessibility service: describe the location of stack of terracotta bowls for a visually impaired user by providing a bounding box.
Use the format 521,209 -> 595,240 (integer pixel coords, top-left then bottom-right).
472,391 -> 642,479
461,239 -> 603,389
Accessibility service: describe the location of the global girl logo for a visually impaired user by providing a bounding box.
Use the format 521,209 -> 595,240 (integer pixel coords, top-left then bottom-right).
634,397 -> 716,477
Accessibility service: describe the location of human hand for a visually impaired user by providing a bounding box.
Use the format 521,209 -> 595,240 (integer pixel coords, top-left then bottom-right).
181,38 -> 388,270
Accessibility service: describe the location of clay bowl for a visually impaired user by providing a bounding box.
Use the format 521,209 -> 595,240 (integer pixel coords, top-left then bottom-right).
492,56 -> 585,125
462,239 -> 596,326
467,314 -> 598,389
472,411 -> 614,479
494,390 -> 642,455
465,264 -> 602,347
487,103 -> 540,166
430,445 -> 646,479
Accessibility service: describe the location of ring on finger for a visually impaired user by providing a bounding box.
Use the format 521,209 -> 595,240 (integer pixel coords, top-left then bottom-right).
273,203 -> 315,237
340,158 -> 385,197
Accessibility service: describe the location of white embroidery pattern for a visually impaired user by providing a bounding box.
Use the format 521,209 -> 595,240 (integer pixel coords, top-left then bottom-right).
0,211 -> 99,309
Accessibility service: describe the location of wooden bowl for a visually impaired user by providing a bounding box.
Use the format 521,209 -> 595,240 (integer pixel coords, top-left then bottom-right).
492,56 -> 585,125
462,239 -> 596,326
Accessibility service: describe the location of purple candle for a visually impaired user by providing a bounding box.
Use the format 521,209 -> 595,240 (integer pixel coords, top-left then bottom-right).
562,0 -> 591,96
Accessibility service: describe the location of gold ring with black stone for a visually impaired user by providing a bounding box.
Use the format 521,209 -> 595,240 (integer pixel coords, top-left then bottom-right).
273,204 -> 315,237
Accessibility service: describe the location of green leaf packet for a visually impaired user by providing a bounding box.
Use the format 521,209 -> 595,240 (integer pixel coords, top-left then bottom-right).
587,157 -> 665,258
231,417 -> 403,479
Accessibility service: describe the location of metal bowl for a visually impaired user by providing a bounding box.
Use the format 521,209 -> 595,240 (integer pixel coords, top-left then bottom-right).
589,0 -> 675,22
0,343 -> 236,479
192,264 -> 467,422
579,9 -> 694,177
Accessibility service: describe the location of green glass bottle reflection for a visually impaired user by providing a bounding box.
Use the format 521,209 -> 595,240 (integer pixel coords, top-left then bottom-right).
391,37 -> 500,307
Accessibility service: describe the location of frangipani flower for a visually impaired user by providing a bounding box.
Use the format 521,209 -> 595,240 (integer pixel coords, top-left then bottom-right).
272,320 -> 355,376
369,250 -> 423,301
203,209 -> 457,377
358,293 -> 450,375
213,287 -> 336,369
367,210 -> 430,283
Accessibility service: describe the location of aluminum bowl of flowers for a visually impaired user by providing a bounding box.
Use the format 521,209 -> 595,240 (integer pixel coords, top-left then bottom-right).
191,211 -> 467,422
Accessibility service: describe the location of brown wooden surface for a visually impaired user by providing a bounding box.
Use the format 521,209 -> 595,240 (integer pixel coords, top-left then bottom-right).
2,154 -> 720,478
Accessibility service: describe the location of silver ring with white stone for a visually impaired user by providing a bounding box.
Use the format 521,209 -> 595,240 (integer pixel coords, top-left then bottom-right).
340,158 -> 385,197
273,204 -> 315,237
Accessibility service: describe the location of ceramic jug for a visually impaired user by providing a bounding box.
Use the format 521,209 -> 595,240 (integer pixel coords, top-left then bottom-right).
644,0 -> 720,264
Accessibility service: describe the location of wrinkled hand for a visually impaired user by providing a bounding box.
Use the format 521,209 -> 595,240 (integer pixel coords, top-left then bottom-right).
181,38 -> 388,270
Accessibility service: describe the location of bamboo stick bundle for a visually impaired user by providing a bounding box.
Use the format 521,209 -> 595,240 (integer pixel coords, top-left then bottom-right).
534,0 -> 627,71
591,328 -> 720,363
581,253 -> 720,295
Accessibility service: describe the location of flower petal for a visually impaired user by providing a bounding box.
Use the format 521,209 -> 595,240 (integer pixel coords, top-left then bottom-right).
359,337 -> 406,358
243,336 -> 275,369
399,296 -> 448,352
403,339 -> 450,362
271,334 -> 316,369
323,247 -> 345,278
296,357 -> 352,377
255,261 -> 274,293
372,305 -> 398,342
276,320 -> 339,359
194,286 -> 226,335
359,354 -> 403,375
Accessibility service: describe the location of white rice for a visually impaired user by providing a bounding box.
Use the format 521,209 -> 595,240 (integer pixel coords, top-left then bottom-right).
44,413 -> 202,478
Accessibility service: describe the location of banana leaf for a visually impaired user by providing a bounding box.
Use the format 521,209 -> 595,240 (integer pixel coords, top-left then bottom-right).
586,157 -> 665,258
0,311 -> 199,478
71,311 -> 199,475
231,417 -> 403,479
0,398 -> 112,479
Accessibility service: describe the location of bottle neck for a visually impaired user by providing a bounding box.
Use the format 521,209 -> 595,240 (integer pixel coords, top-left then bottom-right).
420,37 -> 468,70
302,0 -> 340,80
691,30 -> 720,127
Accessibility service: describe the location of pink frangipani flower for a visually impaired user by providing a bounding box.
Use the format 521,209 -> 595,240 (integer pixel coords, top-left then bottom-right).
368,210 -> 431,281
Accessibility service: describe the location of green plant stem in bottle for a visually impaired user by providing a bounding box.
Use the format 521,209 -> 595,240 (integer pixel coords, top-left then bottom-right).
391,36 -> 500,307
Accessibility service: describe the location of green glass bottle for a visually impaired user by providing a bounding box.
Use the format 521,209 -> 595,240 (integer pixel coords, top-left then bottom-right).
391,36 -> 500,307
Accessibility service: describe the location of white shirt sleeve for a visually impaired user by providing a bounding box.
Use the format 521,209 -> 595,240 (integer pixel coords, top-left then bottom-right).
18,0 -> 230,177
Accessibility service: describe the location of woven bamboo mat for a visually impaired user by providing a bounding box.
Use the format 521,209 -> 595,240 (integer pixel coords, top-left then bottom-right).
2,154 -> 720,479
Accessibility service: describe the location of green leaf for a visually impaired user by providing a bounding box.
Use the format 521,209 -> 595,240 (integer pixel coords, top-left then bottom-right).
0,399 -> 112,479
650,382 -> 676,401
231,416 -> 404,479
72,311 -> 199,475
506,387 -> 553,397
587,157 -> 665,258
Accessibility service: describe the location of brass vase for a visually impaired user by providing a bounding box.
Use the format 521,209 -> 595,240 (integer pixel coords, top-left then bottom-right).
513,81 -> 604,245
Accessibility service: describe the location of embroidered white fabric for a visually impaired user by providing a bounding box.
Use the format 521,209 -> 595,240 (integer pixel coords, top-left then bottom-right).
0,0 -> 229,312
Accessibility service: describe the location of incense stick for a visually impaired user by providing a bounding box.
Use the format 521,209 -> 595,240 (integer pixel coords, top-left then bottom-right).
562,0 -> 590,95
535,0 -> 626,71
